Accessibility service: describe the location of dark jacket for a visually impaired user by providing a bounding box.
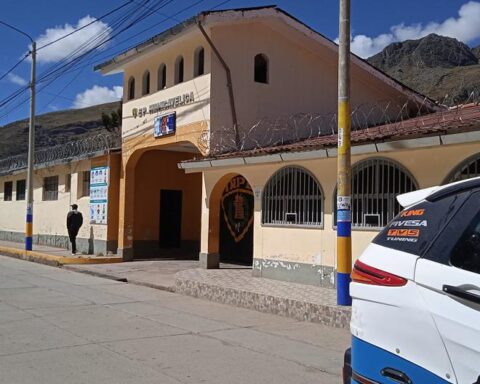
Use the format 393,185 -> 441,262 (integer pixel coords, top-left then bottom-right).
67,210 -> 83,234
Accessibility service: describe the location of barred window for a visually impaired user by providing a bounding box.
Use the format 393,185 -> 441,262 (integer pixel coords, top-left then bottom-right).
175,56 -> 184,84
142,71 -> 150,95
16,179 -> 26,201
158,63 -> 166,90
82,171 -> 90,197
127,77 -> 135,100
262,166 -> 323,226
4,181 -> 12,201
194,47 -> 205,77
445,153 -> 480,183
43,176 -> 58,201
334,158 -> 418,228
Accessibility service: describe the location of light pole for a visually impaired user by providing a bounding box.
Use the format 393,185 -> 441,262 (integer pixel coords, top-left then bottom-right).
0,21 -> 36,251
336,0 -> 352,306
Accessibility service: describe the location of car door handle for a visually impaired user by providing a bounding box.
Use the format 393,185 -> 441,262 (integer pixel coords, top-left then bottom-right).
381,368 -> 412,384
443,285 -> 480,305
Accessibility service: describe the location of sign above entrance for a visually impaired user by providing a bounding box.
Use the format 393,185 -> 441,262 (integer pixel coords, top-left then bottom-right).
132,92 -> 195,119
154,112 -> 176,137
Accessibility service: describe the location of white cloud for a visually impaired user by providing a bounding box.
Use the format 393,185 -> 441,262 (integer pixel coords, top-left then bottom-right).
73,85 -> 122,108
349,1 -> 480,58
7,73 -> 28,86
33,16 -> 112,64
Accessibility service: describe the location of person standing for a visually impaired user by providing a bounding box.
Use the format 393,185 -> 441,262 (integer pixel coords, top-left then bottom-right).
66,204 -> 83,254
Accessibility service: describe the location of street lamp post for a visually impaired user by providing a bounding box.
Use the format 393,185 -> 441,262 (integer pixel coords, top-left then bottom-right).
336,0 -> 352,306
0,21 -> 36,251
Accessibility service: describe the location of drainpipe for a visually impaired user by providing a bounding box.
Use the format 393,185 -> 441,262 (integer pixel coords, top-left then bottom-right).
197,17 -> 240,150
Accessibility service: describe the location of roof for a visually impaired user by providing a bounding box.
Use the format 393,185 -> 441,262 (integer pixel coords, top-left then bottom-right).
183,104 -> 480,164
94,6 -> 437,109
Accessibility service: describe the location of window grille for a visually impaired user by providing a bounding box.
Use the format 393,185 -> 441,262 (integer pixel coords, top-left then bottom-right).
254,54 -> 268,84
262,166 -> 323,226
445,153 -> 480,183
142,71 -> 150,95
4,181 -> 12,201
16,179 -> 26,201
175,56 -> 184,84
158,63 -> 166,90
82,171 -> 90,197
194,47 -> 205,77
43,176 -> 58,201
65,174 -> 71,193
128,77 -> 135,100
334,158 -> 418,228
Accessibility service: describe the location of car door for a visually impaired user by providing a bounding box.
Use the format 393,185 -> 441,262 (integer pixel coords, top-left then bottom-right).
415,191 -> 480,384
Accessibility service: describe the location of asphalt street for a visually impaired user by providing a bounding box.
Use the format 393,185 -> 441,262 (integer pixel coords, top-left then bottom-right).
0,255 -> 349,384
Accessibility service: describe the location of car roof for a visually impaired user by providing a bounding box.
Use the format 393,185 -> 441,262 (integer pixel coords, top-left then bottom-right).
397,176 -> 480,208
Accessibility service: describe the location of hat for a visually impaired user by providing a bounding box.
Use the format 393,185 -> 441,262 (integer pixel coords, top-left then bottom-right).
71,204 -> 78,210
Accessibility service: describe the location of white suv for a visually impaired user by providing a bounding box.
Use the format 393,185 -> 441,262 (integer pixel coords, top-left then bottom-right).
345,177 -> 480,384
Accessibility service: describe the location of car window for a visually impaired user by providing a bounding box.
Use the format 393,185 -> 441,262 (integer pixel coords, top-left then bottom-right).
450,211 -> 480,274
373,192 -> 468,257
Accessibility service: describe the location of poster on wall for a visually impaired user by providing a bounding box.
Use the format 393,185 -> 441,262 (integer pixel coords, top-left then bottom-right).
90,166 -> 109,225
154,112 -> 176,137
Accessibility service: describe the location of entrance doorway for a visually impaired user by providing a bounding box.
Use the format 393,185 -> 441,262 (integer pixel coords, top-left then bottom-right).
159,189 -> 182,248
218,175 -> 254,265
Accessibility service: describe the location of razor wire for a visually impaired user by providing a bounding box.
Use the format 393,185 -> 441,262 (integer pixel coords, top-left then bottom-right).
0,132 -> 121,176
202,94 -> 480,156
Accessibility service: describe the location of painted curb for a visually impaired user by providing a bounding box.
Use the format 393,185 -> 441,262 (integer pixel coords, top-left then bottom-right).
0,246 -> 122,266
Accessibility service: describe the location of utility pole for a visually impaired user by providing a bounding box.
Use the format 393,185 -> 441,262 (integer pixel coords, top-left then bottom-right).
336,0 -> 352,306
26,42 -> 36,251
0,21 -> 36,251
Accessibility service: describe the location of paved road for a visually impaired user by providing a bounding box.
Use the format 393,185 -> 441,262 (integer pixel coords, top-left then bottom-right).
0,255 -> 349,384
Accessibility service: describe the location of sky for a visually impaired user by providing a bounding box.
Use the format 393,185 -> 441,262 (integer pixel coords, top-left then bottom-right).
1,0 -> 479,126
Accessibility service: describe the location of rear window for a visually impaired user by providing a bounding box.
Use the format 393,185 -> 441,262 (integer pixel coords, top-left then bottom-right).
373,192 -> 468,256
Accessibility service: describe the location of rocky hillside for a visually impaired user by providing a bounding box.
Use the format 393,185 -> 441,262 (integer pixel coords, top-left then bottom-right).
367,34 -> 480,105
0,102 -> 121,159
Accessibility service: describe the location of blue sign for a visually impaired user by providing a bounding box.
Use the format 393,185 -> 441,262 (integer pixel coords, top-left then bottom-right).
154,112 -> 176,137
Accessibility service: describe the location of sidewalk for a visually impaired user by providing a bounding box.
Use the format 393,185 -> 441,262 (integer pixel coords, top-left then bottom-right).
66,260 -> 351,329
0,240 -> 122,266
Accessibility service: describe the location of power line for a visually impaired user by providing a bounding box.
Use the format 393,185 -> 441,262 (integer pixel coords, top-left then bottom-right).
0,53 -> 30,83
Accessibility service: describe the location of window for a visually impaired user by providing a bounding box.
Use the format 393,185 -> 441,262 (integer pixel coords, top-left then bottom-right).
142,70 -> 150,95
194,47 -> 205,77
43,176 -> 58,201
81,171 -> 90,197
4,181 -> 12,201
158,63 -> 166,90
175,56 -> 184,84
445,153 -> 480,183
254,53 -> 269,84
127,77 -> 135,100
65,174 -> 71,193
16,179 -> 26,201
335,158 -> 418,228
262,166 -> 323,226
451,210 -> 480,274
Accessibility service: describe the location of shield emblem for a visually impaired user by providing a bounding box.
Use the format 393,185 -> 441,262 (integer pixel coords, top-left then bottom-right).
221,178 -> 254,243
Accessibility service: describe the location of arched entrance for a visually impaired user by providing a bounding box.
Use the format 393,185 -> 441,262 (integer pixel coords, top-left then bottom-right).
209,174 -> 254,265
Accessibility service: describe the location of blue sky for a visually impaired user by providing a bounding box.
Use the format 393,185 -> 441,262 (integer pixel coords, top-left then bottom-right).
1,0 -> 479,125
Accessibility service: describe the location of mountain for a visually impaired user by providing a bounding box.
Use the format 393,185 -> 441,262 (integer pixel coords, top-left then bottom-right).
367,34 -> 480,105
0,102 -> 121,159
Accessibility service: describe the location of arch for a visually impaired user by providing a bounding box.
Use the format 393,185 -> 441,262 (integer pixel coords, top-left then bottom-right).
262,166 -> 324,227
444,153 -> 480,184
142,70 -> 150,96
333,157 -> 418,228
208,173 -> 254,265
254,53 -> 269,84
194,46 -> 205,77
127,76 -> 135,100
157,63 -> 166,90
175,55 -> 184,84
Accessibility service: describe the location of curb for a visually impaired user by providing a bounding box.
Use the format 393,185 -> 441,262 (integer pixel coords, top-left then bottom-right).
175,276 -> 351,329
0,246 -> 123,266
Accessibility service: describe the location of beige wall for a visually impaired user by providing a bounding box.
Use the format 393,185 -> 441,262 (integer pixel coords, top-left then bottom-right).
0,157 -> 117,248
198,142 -> 480,268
